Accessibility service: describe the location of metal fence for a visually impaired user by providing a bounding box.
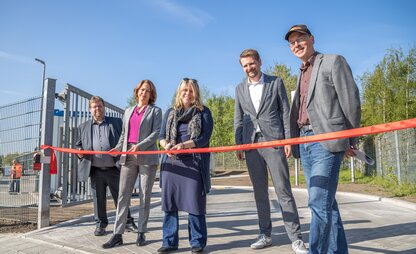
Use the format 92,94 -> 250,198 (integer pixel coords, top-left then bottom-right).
0,97 -> 42,223
373,129 -> 416,184
57,84 -> 124,206
211,128 -> 416,185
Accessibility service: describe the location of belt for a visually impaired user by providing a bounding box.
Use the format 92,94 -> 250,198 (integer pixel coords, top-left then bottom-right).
91,166 -> 117,171
300,124 -> 313,133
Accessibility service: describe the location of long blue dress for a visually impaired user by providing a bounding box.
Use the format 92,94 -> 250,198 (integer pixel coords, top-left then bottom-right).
161,122 -> 206,215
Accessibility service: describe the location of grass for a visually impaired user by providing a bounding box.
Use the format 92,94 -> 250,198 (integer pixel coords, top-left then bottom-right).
290,168 -> 416,198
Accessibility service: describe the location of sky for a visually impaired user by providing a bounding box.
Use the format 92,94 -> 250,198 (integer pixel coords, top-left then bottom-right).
1,0 -> 416,111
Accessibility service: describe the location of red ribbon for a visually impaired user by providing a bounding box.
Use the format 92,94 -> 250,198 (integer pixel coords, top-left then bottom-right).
50,151 -> 57,175
41,118 -> 416,156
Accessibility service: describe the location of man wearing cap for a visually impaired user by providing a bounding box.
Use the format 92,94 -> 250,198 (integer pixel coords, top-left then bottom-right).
285,25 -> 361,253
234,48 -> 308,253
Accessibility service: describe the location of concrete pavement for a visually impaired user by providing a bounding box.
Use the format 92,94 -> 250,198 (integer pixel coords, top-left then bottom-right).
1,180 -> 416,253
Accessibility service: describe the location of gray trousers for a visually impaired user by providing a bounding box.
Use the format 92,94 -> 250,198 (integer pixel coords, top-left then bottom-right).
245,135 -> 302,242
113,154 -> 157,234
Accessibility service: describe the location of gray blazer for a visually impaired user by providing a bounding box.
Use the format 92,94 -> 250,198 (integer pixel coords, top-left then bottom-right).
234,73 -> 290,145
115,104 -> 162,165
289,53 -> 361,158
75,117 -> 122,182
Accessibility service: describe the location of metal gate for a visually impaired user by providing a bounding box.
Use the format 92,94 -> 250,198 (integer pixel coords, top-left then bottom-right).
56,84 -> 123,206
0,97 -> 42,223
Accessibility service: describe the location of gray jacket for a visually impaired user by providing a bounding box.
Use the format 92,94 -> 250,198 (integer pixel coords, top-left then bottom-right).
115,104 -> 162,165
290,53 -> 361,158
75,117 -> 122,182
234,73 -> 290,145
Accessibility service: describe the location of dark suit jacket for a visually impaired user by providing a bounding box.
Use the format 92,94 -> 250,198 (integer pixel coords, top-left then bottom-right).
159,106 -> 214,195
234,74 -> 290,145
75,116 -> 122,182
289,53 -> 361,158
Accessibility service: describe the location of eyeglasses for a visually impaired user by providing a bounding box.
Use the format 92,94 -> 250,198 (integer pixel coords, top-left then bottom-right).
288,36 -> 309,48
183,77 -> 198,83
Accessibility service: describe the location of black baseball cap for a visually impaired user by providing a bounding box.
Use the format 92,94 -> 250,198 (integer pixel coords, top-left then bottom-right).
285,24 -> 312,40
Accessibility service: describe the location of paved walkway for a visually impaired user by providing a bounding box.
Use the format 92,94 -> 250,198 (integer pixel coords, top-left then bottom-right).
1,182 -> 416,253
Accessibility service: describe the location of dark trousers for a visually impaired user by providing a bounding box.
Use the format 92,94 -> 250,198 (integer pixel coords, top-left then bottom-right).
90,166 -> 132,228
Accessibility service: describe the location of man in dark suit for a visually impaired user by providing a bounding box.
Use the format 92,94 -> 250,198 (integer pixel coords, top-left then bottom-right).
234,49 -> 307,253
76,96 -> 137,236
285,24 -> 361,254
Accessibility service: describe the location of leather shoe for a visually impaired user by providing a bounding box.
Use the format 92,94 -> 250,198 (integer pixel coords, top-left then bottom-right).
157,246 -> 178,253
94,227 -> 106,236
191,246 -> 204,253
125,220 -> 138,233
102,234 -> 123,249
136,232 -> 146,246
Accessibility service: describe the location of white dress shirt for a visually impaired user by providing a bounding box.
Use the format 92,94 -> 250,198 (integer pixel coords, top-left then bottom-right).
248,73 -> 264,132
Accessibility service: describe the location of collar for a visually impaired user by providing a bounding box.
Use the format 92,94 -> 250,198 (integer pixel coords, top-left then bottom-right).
300,52 -> 317,71
135,104 -> 148,114
92,116 -> 106,125
248,73 -> 265,85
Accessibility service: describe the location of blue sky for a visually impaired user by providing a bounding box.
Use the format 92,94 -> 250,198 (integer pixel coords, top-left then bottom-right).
1,0 -> 415,110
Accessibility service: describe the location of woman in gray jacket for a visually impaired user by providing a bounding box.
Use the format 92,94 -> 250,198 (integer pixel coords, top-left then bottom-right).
102,79 -> 162,248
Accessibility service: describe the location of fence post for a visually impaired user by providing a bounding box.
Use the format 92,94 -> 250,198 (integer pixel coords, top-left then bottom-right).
377,136 -> 383,177
394,131 -> 401,184
223,153 -> 225,171
350,157 -> 355,183
38,78 -> 56,228
294,158 -> 299,186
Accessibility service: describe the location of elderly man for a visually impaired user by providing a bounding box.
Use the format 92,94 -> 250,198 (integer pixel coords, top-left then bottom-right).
285,24 -> 361,254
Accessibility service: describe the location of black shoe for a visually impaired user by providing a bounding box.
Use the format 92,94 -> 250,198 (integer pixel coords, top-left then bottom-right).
125,221 -> 138,232
102,234 -> 123,249
191,246 -> 204,253
157,246 -> 178,253
94,227 -> 106,236
136,232 -> 146,246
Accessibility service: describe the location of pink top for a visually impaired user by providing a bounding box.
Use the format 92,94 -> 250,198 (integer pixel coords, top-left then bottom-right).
127,105 -> 147,143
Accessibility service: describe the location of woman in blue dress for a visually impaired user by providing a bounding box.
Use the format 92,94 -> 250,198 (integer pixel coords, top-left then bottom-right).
158,78 -> 213,253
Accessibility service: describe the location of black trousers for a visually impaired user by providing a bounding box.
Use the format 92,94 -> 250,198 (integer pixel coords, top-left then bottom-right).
90,166 -> 132,228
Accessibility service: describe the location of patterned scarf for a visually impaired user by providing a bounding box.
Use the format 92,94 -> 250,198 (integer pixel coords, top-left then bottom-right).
165,106 -> 202,146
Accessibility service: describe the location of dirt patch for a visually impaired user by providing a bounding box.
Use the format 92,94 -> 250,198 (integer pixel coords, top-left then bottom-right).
0,199 -> 130,234
0,219 -> 37,233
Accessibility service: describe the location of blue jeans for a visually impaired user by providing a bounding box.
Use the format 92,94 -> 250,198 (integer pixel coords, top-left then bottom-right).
162,211 -> 207,248
300,130 -> 348,254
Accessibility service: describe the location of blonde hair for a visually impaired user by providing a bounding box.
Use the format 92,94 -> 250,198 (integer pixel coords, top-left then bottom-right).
173,78 -> 203,111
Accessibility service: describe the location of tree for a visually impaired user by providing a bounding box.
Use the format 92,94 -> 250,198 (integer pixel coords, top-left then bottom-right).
205,95 -> 235,147
360,46 -> 416,126
127,93 -> 136,107
2,153 -> 21,166
266,63 -> 298,103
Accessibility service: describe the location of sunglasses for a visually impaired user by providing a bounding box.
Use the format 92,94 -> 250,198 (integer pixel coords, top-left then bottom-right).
183,77 -> 198,83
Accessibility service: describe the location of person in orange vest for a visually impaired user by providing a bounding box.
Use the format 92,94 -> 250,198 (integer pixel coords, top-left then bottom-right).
9,160 -> 22,193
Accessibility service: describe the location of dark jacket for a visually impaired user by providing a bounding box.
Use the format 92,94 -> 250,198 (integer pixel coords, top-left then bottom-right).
75,116 -> 122,182
159,106 -> 214,194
